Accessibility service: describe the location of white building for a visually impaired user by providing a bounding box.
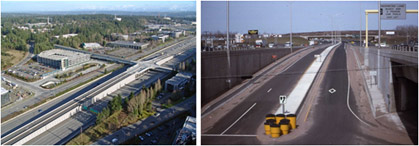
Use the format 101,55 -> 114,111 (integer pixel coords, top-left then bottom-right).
235,33 -> 244,43
54,34 -> 78,39
37,49 -> 91,70
114,14 -> 122,21
152,34 -> 170,43
82,43 -> 102,49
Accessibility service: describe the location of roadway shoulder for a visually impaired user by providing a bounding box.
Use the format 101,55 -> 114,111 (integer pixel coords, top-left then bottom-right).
201,45 -> 324,133
256,44 -> 339,144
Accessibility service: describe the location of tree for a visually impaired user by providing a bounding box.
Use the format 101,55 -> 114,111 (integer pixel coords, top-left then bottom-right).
110,94 -> 122,113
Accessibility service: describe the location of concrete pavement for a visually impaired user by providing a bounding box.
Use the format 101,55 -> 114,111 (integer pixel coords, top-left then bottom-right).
202,45 -> 328,144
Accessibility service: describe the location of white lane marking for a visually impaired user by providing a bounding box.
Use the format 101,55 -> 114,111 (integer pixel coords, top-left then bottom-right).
221,103 -> 257,135
328,88 -> 336,94
202,134 -> 257,137
202,47 -> 315,118
345,49 -> 372,127
267,88 -> 272,93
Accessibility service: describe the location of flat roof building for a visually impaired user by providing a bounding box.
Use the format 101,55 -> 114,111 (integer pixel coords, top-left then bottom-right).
173,116 -> 196,145
107,41 -> 149,50
165,72 -> 193,92
1,87 -> 11,106
37,49 -> 91,70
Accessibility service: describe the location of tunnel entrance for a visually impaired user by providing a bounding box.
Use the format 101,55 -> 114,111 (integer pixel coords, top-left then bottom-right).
391,61 -> 418,144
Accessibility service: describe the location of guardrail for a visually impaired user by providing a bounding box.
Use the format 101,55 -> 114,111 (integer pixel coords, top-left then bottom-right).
391,45 -> 418,52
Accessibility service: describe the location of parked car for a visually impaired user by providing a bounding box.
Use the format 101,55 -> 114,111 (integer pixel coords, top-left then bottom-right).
112,138 -> 118,143
154,113 -> 160,117
151,139 -> 158,144
138,136 -> 144,141
145,132 -> 152,137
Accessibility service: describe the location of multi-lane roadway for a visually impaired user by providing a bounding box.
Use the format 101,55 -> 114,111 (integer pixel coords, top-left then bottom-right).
202,45 -> 328,144
202,43 -> 398,144
1,37 -> 196,145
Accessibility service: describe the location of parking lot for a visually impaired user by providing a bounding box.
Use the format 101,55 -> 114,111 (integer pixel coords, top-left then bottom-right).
6,62 -> 56,81
122,115 -> 187,145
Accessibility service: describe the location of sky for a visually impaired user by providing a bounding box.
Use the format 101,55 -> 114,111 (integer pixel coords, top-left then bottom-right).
202,1 -> 418,34
1,1 -> 196,12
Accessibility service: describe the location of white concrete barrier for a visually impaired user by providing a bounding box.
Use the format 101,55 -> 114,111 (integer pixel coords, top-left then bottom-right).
275,43 -> 341,115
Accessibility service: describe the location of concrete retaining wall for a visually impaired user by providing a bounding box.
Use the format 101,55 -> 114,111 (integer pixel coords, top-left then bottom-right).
15,104 -> 81,145
354,46 -> 418,113
202,48 -> 298,106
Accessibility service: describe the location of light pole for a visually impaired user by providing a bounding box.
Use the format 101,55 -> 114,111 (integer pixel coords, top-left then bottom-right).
378,1 -> 381,48
360,2 -> 362,47
290,2 -> 293,53
226,0 -> 231,88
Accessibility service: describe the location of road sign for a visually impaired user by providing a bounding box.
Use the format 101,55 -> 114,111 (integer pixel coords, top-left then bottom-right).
380,3 -> 406,20
279,95 -> 287,104
369,71 -> 377,76
248,30 -> 258,35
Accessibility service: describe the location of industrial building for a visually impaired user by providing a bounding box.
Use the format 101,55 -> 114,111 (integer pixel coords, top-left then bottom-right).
165,72 -> 193,92
1,87 -> 11,106
107,41 -> 149,50
37,49 -> 91,70
151,34 -> 170,43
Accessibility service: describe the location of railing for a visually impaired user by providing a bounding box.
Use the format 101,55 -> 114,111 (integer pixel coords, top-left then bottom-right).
391,45 -> 418,52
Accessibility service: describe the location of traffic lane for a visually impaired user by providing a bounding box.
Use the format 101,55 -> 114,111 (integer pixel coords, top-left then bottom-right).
2,70 -> 133,145
202,136 -> 259,145
1,66 -> 127,136
223,47 -> 327,135
1,64 -> 117,118
201,47 -> 306,116
27,70 -> 172,145
203,47 -> 326,136
1,65 -> 128,137
281,44 -> 366,144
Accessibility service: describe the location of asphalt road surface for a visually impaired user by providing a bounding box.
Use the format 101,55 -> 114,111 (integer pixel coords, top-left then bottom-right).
280,43 -> 396,144
1,66 -> 128,143
203,43 -> 399,145
202,47 -> 327,144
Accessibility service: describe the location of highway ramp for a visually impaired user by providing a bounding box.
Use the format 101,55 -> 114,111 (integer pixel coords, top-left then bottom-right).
202,46 -> 328,144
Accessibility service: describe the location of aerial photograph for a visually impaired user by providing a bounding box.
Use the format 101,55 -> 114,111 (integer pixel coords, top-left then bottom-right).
1,1 -> 196,145
201,1 -> 417,145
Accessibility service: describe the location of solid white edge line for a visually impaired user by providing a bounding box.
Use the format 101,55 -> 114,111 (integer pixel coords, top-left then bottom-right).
202,134 -> 257,137
221,103 -> 257,135
345,48 -> 372,127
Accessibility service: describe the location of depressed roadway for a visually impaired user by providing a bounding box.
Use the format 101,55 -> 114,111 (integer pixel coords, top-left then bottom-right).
202,45 -> 328,144
202,43 -> 405,144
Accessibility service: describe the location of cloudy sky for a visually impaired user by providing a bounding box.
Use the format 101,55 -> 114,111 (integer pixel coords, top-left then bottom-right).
2,1 -> 196,12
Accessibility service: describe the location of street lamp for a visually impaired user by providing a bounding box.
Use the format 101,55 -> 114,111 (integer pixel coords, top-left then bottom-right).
226,0 -> 232,88
289,2 -> 293,53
